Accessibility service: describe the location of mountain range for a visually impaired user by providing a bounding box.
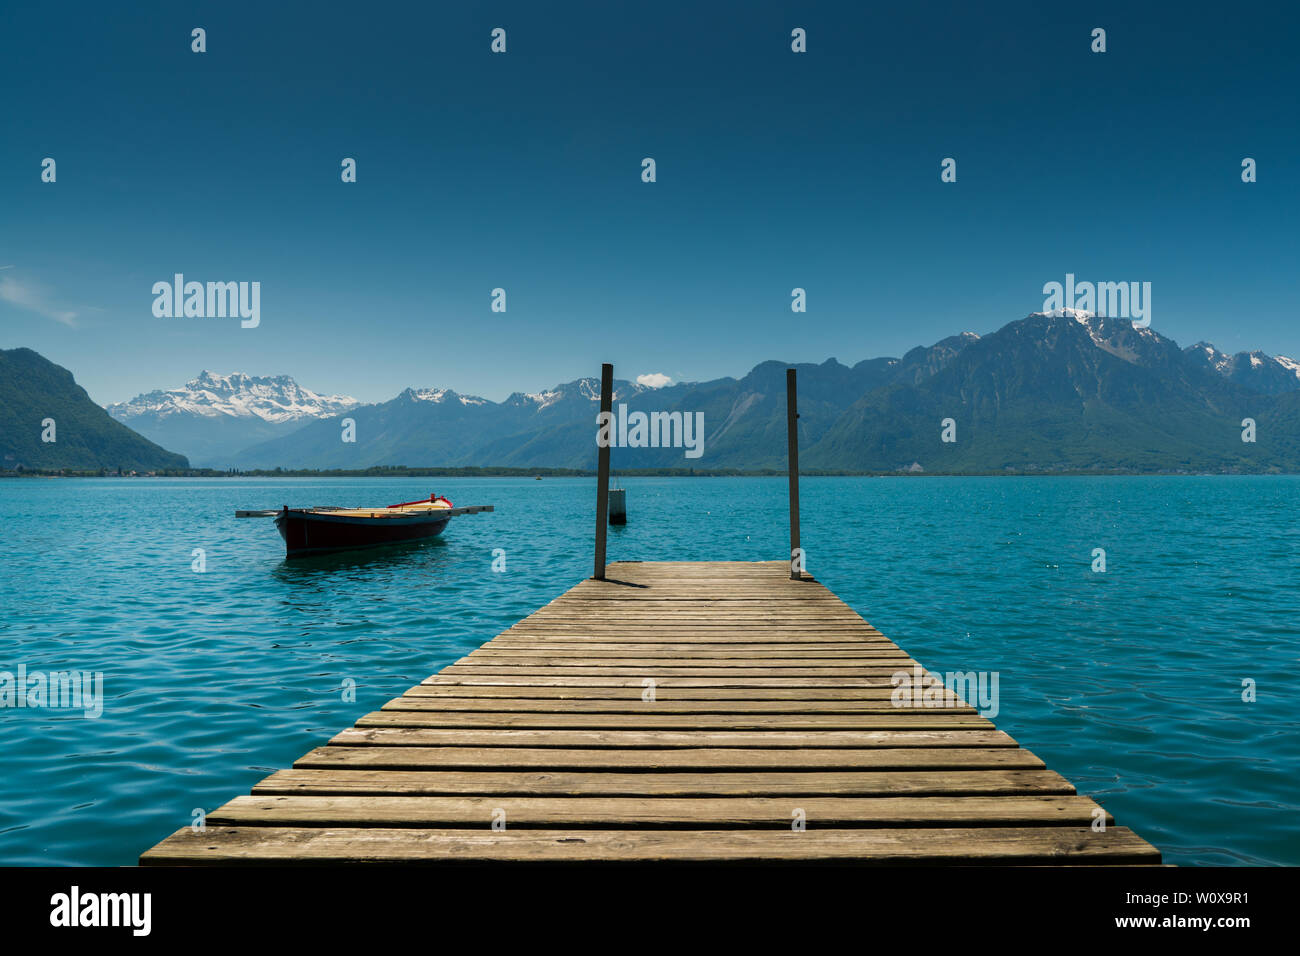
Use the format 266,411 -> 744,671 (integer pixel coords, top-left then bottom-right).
7,311 -> 1300,474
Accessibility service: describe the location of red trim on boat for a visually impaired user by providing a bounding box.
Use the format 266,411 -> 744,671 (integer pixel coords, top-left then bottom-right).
387,494 -> 453,509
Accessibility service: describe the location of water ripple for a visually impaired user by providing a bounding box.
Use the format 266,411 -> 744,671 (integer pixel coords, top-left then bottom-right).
0,475 -> 1297,866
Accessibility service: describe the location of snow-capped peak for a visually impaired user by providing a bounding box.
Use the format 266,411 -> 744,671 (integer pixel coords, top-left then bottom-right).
1185,342 -> 1300,393
1024,309 -> 1167,365
1030,308 -> 1109,350
405,387 -> 490,406
109,372 -> 359,424
1032,307 -> 1096,323
522,389 -> 561,410
1188,342 -> 1231,372
1276,355 -> 1300,379
513,376 -> 650,410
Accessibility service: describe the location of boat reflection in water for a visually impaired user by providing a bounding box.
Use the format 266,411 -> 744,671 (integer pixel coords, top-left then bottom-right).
269,532 -> 450,587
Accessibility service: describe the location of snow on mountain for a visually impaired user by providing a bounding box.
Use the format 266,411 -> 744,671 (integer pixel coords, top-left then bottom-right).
1028,310 -> 1164,365
521,389 -> 562,410
1188,341 -> 1233,374
404,387 -> 490,406
512,377 -> 648,411
1037,307 -> 1096,322
109,371 -> 359,425
106,372 -> 362,468
1184,343 -> 1300,394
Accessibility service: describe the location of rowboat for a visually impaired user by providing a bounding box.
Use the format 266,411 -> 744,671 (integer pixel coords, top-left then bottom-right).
238,494 -> 493,558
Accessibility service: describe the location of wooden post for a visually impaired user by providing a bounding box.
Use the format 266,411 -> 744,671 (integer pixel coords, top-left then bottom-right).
786,367 -> 801,580
594,363 -> 613,579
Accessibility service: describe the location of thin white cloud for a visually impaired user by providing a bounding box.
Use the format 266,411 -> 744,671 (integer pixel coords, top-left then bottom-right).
636,372 -> 673,388
0,273 -> 77,326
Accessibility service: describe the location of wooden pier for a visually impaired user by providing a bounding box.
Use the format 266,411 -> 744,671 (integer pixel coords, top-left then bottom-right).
141,560 -> 1161,865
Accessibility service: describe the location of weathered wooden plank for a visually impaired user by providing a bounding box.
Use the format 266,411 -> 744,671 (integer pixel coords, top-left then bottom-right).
404,685 -> 940,700
520,621 -> 873,629
141,825 -> 1159,865
457,657 -> 913,667
358,710 -> 996,729
497,633 -> 883,643
527,595 -> 853,601
328,727 -> 1018,749
208,794 -> 1112,828
402,685 -> 961,702
294,746 -> 1042,771
383,696 -> 980,713
455,658 -> 915,667
250,768 -> 1080,797
463,651 -> 913,661
420,676 -> 947,688
442,666 -> 921,678
471,646 -> 902,656
521,611 -> 874,616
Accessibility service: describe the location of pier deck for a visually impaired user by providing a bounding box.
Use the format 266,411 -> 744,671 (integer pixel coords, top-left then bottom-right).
141,561 -> 1160,864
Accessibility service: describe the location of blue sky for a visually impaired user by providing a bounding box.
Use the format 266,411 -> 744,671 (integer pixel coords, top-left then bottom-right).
2,0 -> 1297,405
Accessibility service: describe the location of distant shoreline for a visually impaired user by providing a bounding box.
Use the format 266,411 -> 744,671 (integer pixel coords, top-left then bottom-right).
2,467 -> 1292,479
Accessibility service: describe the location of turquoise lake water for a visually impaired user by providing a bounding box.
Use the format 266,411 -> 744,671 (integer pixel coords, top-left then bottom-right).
0,475 -> 1297,866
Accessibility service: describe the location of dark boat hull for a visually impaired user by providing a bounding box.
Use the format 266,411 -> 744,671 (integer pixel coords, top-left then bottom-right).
275,509 -> 451,558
